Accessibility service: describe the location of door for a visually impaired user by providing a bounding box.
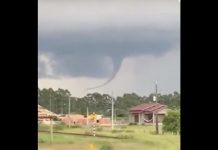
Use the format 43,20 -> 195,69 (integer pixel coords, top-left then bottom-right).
134,114 -> 139,123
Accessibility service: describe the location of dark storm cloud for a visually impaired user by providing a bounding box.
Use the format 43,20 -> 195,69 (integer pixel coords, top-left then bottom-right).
38,26 -> 179,77
38,0 -> 180,89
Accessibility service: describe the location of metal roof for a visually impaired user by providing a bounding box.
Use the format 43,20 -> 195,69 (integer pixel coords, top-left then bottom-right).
129,102 -> 167,113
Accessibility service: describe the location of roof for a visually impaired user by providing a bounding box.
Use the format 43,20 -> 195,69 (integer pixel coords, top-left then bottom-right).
38,105 -> 58,118
129,103 -> 167,113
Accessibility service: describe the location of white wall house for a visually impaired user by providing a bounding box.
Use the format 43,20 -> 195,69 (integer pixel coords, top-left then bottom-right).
128,103 -> 167,125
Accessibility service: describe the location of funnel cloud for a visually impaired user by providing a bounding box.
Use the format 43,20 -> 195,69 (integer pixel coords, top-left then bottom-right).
38,0 -> 180,90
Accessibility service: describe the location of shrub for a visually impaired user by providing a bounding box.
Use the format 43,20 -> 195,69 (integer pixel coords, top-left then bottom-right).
52,116 -> 61,121
162,110 -> 180,134
117,114 -> 125,117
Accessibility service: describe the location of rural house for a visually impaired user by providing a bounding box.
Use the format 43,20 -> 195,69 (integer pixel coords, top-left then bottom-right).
60,114 -> 111,126
128,103 -> 167,125
38,105 -> 58,125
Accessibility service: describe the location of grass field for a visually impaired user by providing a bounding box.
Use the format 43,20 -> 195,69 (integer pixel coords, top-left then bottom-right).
38,125 -> 180,150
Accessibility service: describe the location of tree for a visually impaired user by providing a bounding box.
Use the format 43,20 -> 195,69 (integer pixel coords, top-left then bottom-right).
38,87 -> 180,117
162,110 -> 180,134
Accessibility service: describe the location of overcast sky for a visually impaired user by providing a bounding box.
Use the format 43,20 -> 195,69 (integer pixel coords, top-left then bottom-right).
38,0 -> 180,97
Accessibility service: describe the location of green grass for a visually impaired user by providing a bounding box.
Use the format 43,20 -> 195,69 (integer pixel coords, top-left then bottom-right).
38,125 -> 180,150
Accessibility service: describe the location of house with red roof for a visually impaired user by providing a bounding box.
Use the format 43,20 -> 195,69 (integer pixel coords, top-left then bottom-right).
38,105 -> 59,125
128,102 -> 167,125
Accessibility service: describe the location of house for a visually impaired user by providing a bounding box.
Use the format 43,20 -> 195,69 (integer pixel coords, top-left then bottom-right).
59,114 -> 111,126
38,105 -> 58,125
128,102 -> 167,125
98,117 -> 111,127
60,114 -> 86,125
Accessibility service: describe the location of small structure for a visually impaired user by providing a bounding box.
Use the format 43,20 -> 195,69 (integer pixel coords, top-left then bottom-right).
38,105 -> 58,125
59,113 -> 111,126
38,105 -> 56,143
128,103 -> 167,125
98,118 -> 111,126
61,114 -> 85,125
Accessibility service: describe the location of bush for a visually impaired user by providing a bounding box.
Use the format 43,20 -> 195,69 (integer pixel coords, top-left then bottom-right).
117,114 -> 125,117
162,110 -> 180,134
99,144 -> 113,150
52,116 -> 61,121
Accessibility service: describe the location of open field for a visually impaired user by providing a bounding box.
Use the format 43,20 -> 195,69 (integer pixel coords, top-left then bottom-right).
38,125 -> 180,150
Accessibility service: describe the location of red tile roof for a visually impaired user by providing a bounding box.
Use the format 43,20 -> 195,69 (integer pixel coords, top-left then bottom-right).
38,105 -> 58,119
129,103 -> 167,113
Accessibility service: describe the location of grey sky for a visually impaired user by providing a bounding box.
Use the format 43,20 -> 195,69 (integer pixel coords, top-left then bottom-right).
38,0 -> 180,97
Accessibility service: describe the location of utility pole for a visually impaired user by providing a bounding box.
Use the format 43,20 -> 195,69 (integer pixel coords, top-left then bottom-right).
111,91 -> 114,130
49,93 -> 52,112
49,93 -> 53,144
86,106 -> 89,126
153,81 -> 159,134
50,116 -> 53,144
68,94 -> 71,128
114,109 -> 116,124
61,99 -> 63,115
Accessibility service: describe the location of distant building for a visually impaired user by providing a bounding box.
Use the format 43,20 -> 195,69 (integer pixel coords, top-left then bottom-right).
59,114 -> 111,126
38,105 -> 111,126
38,105 -> 58,125
60,114 -> 85,125
128,103 -> 167,125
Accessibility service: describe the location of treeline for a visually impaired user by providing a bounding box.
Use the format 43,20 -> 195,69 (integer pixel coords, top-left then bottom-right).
38,88 -> 180,117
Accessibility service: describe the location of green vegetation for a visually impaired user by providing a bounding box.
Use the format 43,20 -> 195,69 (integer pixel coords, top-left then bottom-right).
162,110 -> 180,134
38,88 -> 180,117
96,127 -> 103,132
100,144 -> 113,150
38,124 -> 50,131
38,88 -> 180,150
111,129 -> 124,133
38,125 -> 179,150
